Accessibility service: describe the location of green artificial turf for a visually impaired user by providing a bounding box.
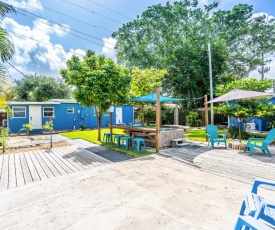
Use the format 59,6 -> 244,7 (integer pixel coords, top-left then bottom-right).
61,128 -> 153,158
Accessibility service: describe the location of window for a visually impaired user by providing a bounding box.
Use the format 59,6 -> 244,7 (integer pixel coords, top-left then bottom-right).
67,107 -> 74,114
13,106 -> 26,118
43,107 -> 54,117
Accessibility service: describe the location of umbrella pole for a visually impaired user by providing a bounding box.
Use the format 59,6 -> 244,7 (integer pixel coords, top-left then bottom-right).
236,101 -> 241,142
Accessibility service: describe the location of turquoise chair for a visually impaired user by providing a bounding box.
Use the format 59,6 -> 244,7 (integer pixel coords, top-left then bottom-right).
234,216 -> 273,230
244,128 -> 275,156
238,178 -> 275,229
206,124 -> 227,149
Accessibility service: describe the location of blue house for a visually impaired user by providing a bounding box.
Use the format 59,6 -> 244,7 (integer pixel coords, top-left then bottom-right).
7,99 -> 134,133
228,96 -> 275,132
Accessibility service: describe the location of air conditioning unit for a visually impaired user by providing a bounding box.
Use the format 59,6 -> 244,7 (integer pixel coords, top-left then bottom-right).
245,123 -> 256,131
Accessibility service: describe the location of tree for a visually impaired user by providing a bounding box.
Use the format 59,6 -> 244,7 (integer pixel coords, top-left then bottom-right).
130,67 -> 165,97
112,1 -> 228,101
60,50 -> 131,141
212,4 -> 275,78
0,2 -> 15,115
214,78 -> 275,129
0,2 -> 15,79
14,74 -> 72,101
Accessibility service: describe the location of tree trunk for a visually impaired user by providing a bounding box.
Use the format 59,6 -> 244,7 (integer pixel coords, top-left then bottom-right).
50,130 -> 53,148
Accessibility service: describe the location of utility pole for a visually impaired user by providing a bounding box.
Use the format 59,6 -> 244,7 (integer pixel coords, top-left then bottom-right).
208,43 -> 214,124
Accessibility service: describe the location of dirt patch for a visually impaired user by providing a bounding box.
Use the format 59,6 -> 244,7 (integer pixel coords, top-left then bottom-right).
0,134 -> 72,154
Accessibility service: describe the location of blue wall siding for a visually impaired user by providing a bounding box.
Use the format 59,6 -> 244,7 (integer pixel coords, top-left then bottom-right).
8,103 -> 134,132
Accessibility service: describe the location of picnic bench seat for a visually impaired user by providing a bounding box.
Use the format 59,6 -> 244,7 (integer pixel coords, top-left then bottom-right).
172,138 -> 190,148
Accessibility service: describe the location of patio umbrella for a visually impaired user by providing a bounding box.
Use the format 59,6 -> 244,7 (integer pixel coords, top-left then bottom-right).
207,89 -> 273,141
125,93 -> 188,103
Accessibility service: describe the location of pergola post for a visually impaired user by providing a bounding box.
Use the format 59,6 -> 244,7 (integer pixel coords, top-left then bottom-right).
156,88 -> 161,153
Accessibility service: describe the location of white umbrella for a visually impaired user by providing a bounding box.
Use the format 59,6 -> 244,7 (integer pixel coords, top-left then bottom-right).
207,89 -> 273,141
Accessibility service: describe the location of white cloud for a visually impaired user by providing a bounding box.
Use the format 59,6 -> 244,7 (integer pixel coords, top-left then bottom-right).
4,0 -> 43,11
102,37 -> 117,60
251,12 -> 275,21
2,17 -> 84,78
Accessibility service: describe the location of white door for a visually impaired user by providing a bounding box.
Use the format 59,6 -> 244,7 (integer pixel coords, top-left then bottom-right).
29,106 -> 42,129
116,107 -> 122,124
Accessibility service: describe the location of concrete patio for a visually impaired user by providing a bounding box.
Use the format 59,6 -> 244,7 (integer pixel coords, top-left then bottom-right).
0,137 -> 274,229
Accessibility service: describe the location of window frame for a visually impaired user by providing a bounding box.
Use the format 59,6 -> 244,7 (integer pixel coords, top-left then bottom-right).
43,107 -> 54,117
12,106 -> 26,118
67,107 -> 74,114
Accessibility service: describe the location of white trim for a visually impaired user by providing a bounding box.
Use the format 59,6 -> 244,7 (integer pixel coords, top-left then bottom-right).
8,101 -> 60,105
12,106 -> 26,118
43,107 -> 54,117
67,107 -> 74,114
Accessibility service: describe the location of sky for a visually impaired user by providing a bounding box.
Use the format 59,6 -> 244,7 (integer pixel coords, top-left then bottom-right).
1,0 -> 275,81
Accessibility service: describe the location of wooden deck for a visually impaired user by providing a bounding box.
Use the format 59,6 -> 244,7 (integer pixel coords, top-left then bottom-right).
0,145 -> 110,191
161,143 -> 275,184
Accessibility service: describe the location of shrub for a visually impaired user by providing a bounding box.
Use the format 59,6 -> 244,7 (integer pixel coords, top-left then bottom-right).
22,123 -> 33,135
225,126 -> 250,139
80,125 -> 86,131
0,128 -> 8,153
186,112 -> 202,127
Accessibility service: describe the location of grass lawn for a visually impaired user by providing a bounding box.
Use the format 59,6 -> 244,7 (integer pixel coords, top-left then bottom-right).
60,128 -> 154,158
185,128 -> 226,142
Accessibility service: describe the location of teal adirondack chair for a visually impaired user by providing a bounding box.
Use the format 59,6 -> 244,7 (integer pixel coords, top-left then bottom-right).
244,128 -> 275,156
206,124 -> 227,149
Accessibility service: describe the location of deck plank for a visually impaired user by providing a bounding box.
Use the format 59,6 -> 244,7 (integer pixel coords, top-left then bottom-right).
42,150 -> 68,176
0,155 -> 9,190
8,154 -> 16,189
50,148 -> 80,173
54,147 -> 87,171
14,154 -> 25,187
24,151 -> 41,182
36,150 -> 61,177
45,149 -> 73,174
0,156 -> 3,180
19,153 -> 33,184
33,150 -> 54,179
28,151 -> 48,181
62,146 -> 97,169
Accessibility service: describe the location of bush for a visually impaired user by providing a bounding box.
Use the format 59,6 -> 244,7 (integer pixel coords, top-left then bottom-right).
186,112 -> 202,127
225,126 -> 250,139
162,107 -> 173,124
80,125 -> 86,131
22,123 -> 33,135
138,108 -> 155,126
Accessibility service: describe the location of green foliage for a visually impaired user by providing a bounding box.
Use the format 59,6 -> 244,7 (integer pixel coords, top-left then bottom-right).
80,125 -> 86,131
161,107 -> 173,125
186,112 -> 202,127
22,123 -> 33,136
138,108 -> 155,126
42,119 -> 54,148
14,74 -> 72,102
0,85 -> 13,117
130,67 -> 165,97
60,50 -> 131,141
0,128 -> 8,153
267,118 -> 275,129
225,126 -> 250,139
41,119 -> 54,131
214,79 -> 275,121
113,1 -> 275,100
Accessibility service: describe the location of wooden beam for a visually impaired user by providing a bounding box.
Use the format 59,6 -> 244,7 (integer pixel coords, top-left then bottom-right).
156,87 -> 161,153
204,95 -> 209,142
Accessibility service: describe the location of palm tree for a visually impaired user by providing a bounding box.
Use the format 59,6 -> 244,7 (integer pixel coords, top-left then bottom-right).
0,2 -> 15,81
0,2 -> 15,113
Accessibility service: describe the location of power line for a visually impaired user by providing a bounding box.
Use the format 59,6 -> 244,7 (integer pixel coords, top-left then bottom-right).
6,61 -> 26,77
24,0 -> 114,32
85,0 -> 134,20
6,29 -> 87,57
16,9 -> 115,47
60,0 -> 124,24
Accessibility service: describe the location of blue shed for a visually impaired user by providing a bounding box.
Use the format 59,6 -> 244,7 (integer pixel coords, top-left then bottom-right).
7,99 -> 134,133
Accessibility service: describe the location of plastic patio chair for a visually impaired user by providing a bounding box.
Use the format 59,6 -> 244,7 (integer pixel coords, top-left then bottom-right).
244,128 -> 275,156
239,178 -> 275,228
206,124 -> 227,149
